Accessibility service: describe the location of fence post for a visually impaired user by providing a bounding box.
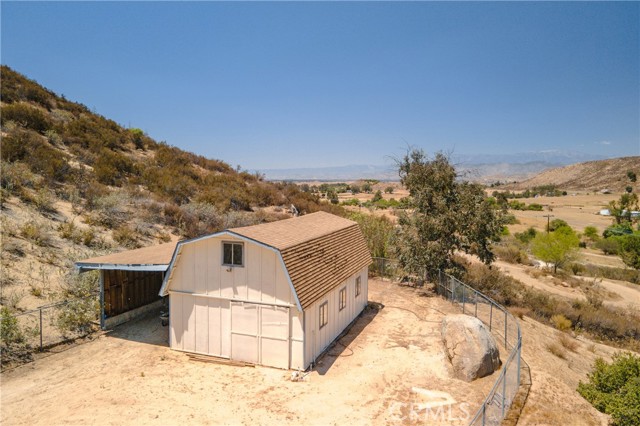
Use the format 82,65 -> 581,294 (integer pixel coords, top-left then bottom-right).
474,290 -> 478,318
517,339 -> 522,390
504,311 -> 508,348
502,370 -> 507,417
489,303 -> 493,331
39,307 -> 43,352
482,402 -> 486,426
462,284 -> 465,314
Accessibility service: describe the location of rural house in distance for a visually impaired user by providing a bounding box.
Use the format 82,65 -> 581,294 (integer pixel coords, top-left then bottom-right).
159,211 -> 372,370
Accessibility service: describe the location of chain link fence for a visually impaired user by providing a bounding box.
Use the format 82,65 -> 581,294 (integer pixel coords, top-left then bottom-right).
371,257 -> 523,426
2,296 -> 99,364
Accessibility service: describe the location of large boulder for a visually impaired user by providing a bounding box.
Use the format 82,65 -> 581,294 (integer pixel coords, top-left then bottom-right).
441,314 -> 501,382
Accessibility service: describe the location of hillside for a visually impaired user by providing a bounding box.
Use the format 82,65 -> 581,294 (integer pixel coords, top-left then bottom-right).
0,66 -> 341,312
505,157 -> 640,192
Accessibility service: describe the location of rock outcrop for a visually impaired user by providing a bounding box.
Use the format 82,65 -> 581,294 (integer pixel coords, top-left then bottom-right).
441,314 -> 501,382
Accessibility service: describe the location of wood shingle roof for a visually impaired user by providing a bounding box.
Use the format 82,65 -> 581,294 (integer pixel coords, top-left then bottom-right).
230,212 -> 372,309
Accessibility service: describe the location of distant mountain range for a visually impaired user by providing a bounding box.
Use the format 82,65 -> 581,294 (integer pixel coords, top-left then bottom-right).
258,151 -> 609,182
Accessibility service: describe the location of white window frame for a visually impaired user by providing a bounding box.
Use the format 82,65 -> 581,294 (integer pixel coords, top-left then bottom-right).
222,241 -> 244,267
339,287 -> 347,311
355,276 -> 361,297
319,301 -> 328,329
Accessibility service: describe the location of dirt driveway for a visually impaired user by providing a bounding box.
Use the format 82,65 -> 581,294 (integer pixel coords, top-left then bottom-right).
1,279 -> 499,426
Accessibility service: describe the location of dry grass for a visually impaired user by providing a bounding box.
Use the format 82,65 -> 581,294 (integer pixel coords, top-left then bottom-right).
551,314 -> 572,332
509,306 -> 531,319
558,333 -> 579,352
547,341 -> 567,359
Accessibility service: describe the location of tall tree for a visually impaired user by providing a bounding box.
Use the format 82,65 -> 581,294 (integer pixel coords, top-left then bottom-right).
531,227 -> 580,274
394,149 -> 504,279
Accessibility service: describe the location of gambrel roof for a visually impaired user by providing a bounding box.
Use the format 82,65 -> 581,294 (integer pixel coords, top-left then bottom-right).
230,212 -> 372,309
159,212 -> 371,310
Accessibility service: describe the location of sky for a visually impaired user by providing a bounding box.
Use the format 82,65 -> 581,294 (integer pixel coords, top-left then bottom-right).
2,2 -> 639,170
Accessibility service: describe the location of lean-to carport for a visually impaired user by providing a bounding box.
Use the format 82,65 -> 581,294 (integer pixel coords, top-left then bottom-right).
75,241 -> 178,329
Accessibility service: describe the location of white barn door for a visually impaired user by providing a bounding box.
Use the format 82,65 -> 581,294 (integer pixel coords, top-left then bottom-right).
230,302 -> 290,368
170,293 -> 230,358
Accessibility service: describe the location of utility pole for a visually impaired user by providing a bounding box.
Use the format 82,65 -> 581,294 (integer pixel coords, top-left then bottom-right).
543,214 -> 554,233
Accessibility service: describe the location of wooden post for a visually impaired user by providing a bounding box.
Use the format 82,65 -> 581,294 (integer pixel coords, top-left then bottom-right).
99,270 -> 105,330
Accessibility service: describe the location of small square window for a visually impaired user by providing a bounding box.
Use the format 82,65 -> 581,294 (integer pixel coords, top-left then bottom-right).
222,242 -> 243,266
339,287 -> 347,311
319,301 -> 328,329
355,276 -> 361,297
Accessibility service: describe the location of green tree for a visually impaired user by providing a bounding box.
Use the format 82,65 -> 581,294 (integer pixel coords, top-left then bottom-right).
372,190 -> 383,203
578,352 -> 640,426
393,149 -> 504,279
608,193 -> 639,225
627,170 -> 637,183
531,227 -> 580,273
583,226 -> 599,242
384,186 -> 394,194
349,212 -> 394,258
548,218 -> 570,232
619,234 -> 640,270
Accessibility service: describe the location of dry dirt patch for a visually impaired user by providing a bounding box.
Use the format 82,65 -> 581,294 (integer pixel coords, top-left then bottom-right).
1,279 -> 500,426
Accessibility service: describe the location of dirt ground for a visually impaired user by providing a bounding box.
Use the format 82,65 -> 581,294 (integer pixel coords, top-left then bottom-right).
1,279 -> 506,426
494,260 -> 640,310
506,192 -> 618,235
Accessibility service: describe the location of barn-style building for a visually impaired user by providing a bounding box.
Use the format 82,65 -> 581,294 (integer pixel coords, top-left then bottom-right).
159,211 -> 371,370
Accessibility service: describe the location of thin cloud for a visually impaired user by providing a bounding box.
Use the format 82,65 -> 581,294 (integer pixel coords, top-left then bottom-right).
598,140 -> 612,145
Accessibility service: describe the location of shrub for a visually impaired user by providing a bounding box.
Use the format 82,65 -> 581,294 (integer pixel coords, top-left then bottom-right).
349,212 -> 394,259
90,191 -> 131,228
583,226 -> 600,242
20,220 -> 52,246
58,221 -> 82,244
527,203 -> 544,211
56,271 -> 100,336
0,103 -> 51,133
502,214 -> 519,225
604,224 -> 633,239
515,227 -> 538,244
595,238 -> 621,255
548,219 -> 570,232
494,243 -> 528,264
341,198 -> 360,207
112,225 -> 140,248
551,314 -> 572,331
558,332 -> 579,352
547,341 -> 567,359
0,306 -> 24,347
0,161 -> 40,194
619,234 -> 640,270
81,228 -> 96,247
94,149 -> 136,186
32,188 -> 56,213
509,307 -> 530,319
578,352 -> 640,426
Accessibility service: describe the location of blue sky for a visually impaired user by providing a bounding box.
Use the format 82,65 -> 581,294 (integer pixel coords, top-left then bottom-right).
2,2 -> 638,170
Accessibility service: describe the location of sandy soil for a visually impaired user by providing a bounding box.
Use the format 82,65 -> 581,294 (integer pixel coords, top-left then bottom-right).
517,317 -> 615,426
1,279 -> 504,426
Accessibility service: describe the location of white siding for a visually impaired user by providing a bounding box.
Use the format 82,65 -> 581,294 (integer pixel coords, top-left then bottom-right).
303,266 -> 369,367
167,236 -> 301,369
168,236 -> 294,306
